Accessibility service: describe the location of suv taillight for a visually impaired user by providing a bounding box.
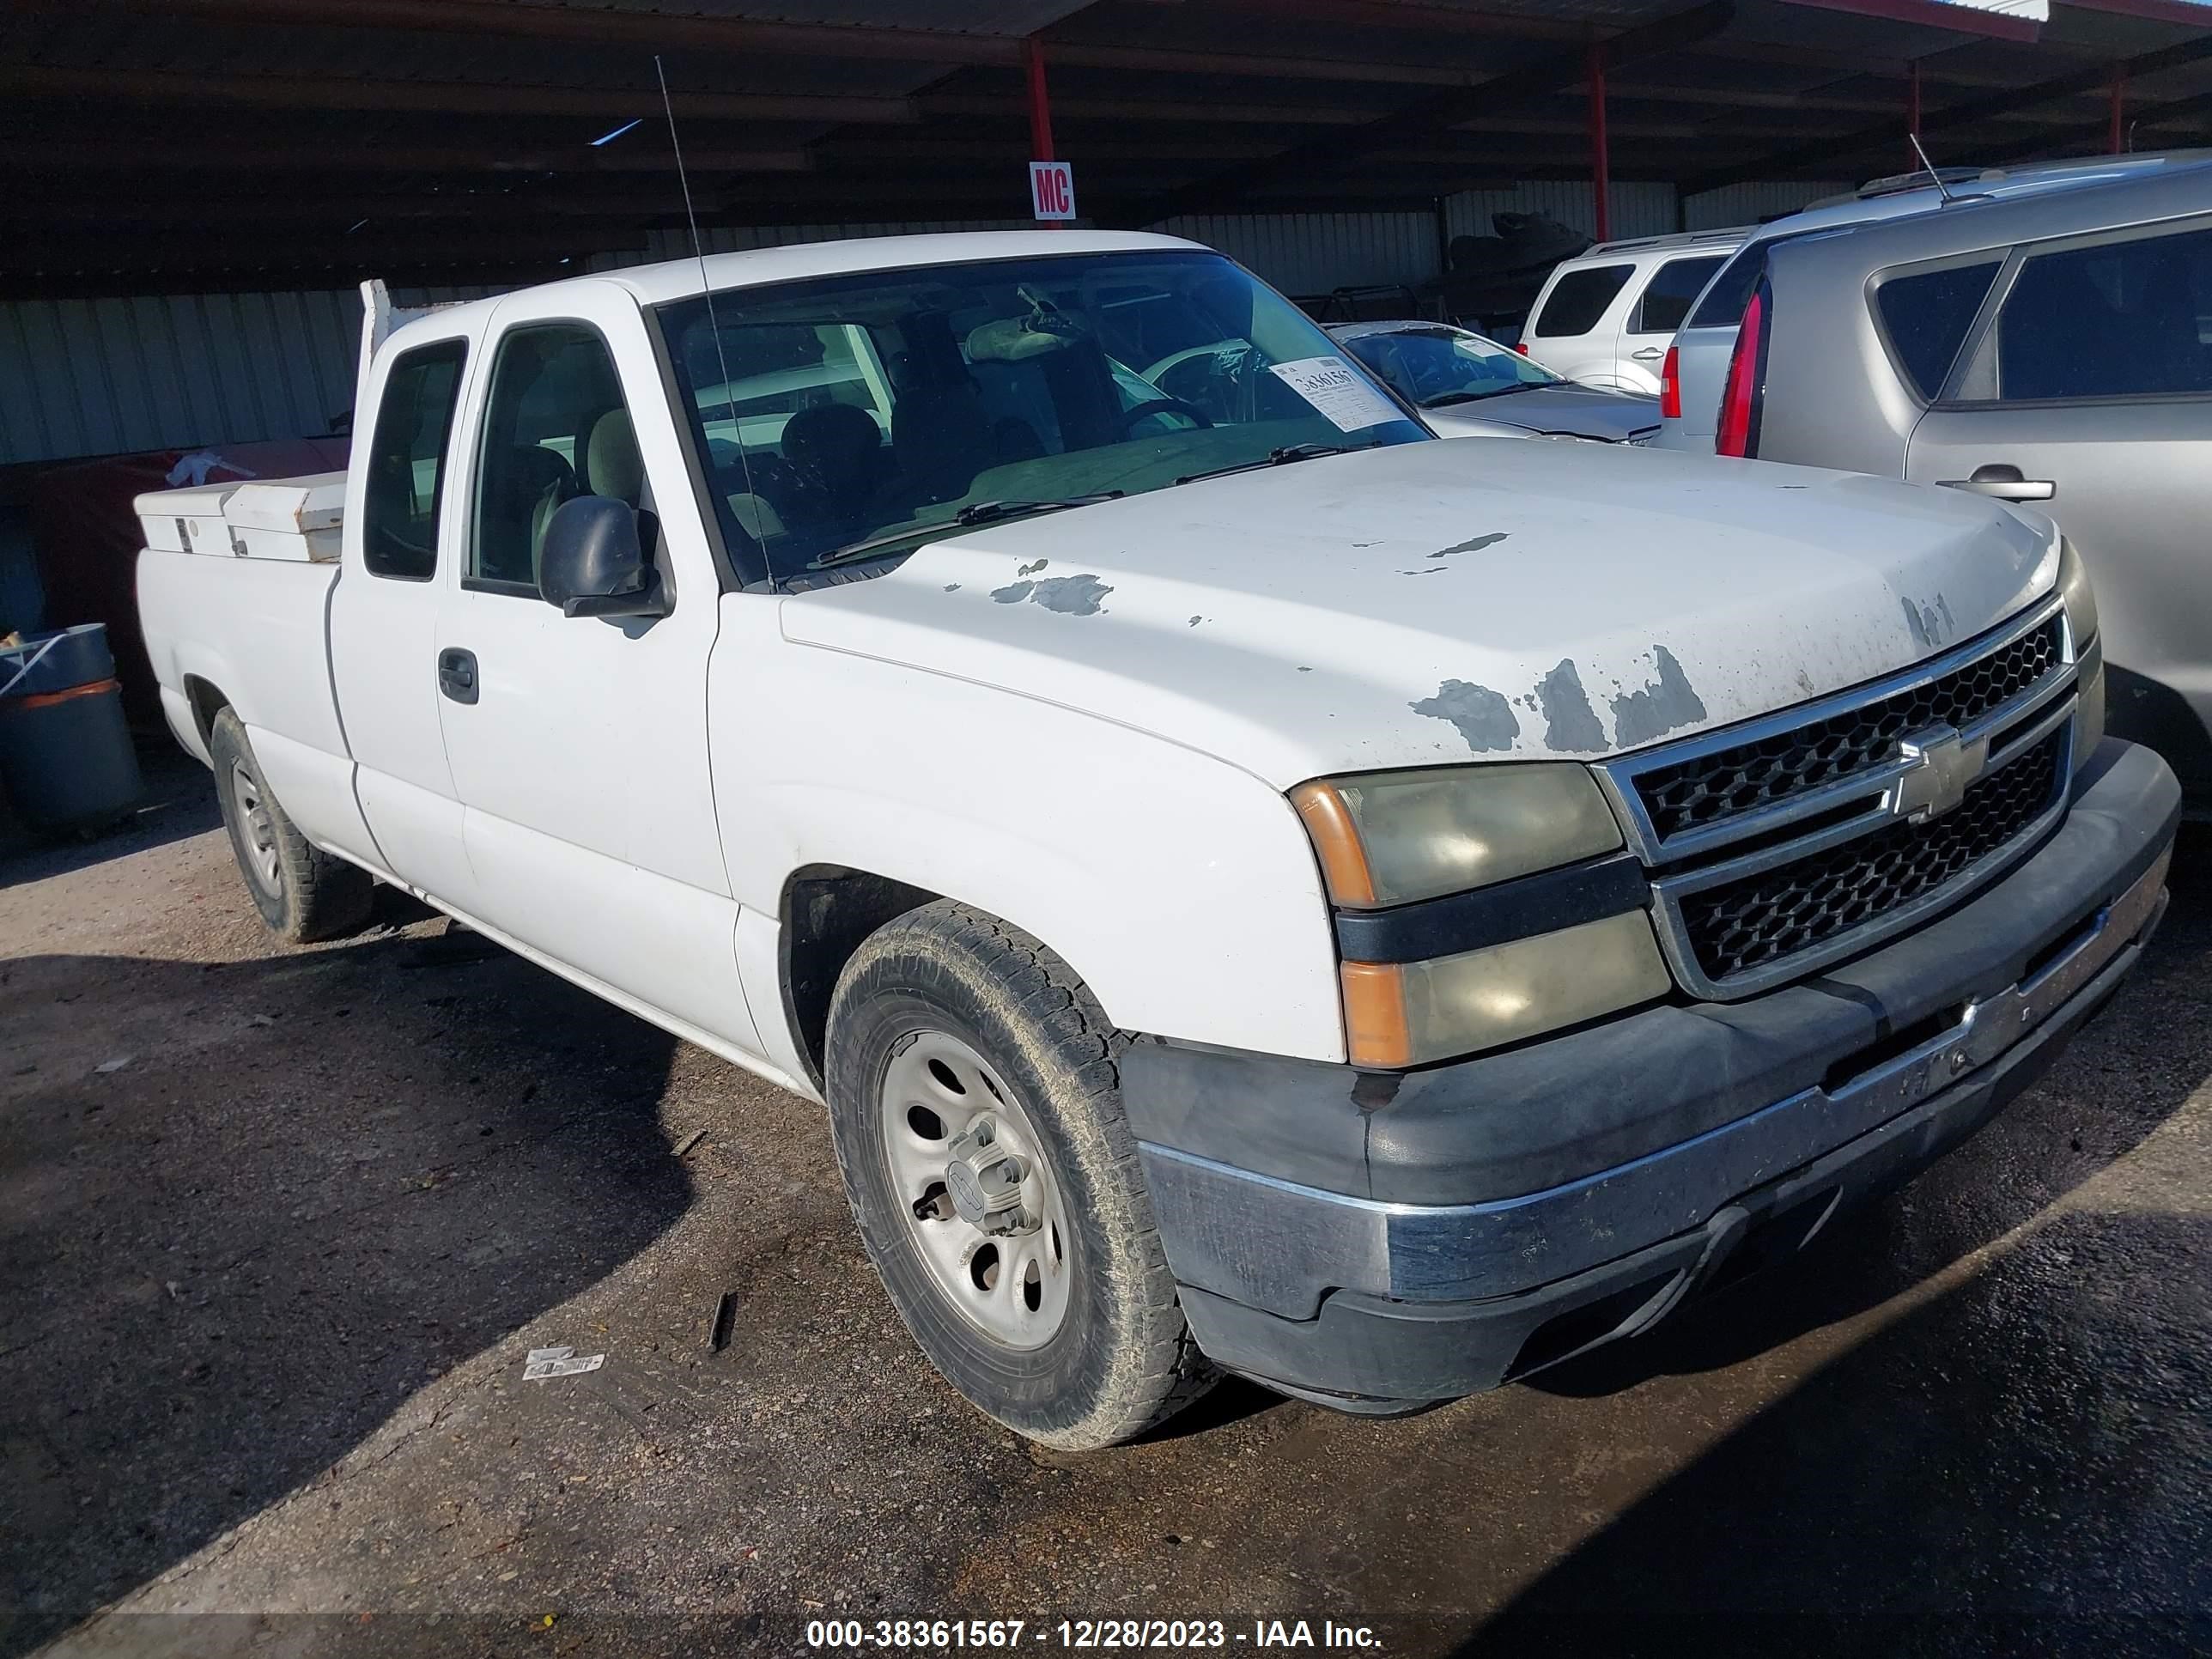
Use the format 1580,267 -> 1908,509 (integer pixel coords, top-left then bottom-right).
1513,341 -> 1528,356
1715,282 -> 1770,459
1659,345 -> 1681,420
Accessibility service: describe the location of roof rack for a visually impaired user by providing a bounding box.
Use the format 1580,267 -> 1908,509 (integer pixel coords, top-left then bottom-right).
1584,226 -> 1752,256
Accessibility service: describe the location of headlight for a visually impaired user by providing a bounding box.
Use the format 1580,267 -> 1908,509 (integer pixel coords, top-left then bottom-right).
1292,763 -> 1668,1066
2057,535 -> 2098,651
2075,635 -> 2106,762
2057,538 -> 2104,766
1290,763 -> 1623,908
1340,914 -> 1671,1066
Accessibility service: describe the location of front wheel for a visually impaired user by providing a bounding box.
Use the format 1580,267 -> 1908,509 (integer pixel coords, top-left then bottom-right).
208,707 -> 374,944
824,902 -> 1215,1449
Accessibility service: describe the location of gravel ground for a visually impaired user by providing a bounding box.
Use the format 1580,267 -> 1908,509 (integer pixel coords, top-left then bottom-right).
3,750 -> 2207,1659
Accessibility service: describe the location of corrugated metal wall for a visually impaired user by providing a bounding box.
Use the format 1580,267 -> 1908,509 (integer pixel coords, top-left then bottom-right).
1681,180 -> 1853,230
0,185 -> 1850,468
1149,212 -> 1437,296
0,283 -> 495,470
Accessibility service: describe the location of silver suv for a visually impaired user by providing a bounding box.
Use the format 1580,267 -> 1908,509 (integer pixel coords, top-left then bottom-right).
1656,155 -> 2209,454
1520,228 -> 1744,394
1722,155 -> 2212,802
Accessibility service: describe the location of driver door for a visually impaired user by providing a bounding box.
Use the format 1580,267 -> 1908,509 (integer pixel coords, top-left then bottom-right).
432,281 -> 763,1055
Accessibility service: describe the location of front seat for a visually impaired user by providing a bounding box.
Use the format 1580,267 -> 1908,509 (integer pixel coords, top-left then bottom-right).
583,407 -> 645,507
780,402 -> 887,521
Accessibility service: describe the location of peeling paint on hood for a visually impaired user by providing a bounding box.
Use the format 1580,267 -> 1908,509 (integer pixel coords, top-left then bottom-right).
775,440 -> 2058,790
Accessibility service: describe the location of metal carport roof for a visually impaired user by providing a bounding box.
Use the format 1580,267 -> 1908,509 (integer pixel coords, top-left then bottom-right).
4,0 -> 2211,295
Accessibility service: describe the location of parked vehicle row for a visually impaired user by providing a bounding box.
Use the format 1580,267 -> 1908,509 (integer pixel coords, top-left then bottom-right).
1676,153 -> 2212,807
1328,319 -> 1660,444
137,228 -> 2178,1449
1520,228 -> 1744,396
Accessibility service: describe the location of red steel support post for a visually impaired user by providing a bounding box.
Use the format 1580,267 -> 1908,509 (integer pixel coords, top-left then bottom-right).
1588,40 -> 1610,245
2110,68 -> 2127,154
1026,37 -> 1055,161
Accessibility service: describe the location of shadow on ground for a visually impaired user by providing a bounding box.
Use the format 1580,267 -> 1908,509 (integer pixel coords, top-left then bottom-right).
0,747 -> 221,892
1451,830 -> 2212,1656
1459,1211 -> 2212,1657
1530,820 -> 2212,1401
0,932 -> 690,1658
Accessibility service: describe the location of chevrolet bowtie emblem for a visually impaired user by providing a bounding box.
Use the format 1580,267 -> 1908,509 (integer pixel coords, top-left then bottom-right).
1891,725 -> 1988,821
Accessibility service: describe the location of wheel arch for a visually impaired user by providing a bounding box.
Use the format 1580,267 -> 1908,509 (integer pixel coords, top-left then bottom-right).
180,673 -> 233,748
778,864 -> 945,1091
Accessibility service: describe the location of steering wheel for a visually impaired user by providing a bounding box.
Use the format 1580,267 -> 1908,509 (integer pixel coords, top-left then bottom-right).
1142,340 -> 1261,424
1115,397 -> 1213,434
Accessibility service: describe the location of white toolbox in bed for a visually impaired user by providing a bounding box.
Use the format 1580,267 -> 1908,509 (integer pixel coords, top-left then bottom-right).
135,471 -> 345,562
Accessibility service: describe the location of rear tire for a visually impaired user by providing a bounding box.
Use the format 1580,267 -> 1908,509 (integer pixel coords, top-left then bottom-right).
208,707 -> 374,944
824,900 -> 1216,1449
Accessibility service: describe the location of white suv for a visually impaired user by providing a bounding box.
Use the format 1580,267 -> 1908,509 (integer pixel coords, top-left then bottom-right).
1518,228 -> 1747,394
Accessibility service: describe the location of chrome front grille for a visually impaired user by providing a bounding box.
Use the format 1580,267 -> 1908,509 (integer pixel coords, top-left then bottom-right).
1679,728 -> 2068,982
1599,598 -> 2079,1000
1634,614 -> 2063,842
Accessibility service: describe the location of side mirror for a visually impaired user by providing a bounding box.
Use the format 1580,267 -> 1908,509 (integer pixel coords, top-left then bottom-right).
539,495 -> 667,619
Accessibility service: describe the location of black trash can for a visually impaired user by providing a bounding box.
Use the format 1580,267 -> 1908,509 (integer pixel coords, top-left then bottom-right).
0,623 -> 144,832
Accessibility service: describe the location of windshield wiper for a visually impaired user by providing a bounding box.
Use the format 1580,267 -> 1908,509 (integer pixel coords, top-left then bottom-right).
1172,441 -> 1371,488
1423,384 -> 1543,408
806,495 -> 1122,572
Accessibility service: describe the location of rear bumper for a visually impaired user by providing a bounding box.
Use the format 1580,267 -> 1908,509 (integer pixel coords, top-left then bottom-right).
1123,738 -> 2179,1406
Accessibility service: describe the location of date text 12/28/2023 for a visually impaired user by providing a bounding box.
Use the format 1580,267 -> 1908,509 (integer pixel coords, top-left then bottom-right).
803,1619 -> 1384,1650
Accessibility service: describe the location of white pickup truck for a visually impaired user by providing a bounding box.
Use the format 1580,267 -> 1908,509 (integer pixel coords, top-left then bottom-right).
138,231 -> 2178,1449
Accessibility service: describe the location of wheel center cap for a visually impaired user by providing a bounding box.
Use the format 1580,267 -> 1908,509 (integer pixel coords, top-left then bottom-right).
942,1118 -> 1032,1235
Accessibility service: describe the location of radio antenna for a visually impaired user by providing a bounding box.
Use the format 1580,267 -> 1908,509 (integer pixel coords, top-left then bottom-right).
655,54 -> 769,575
1907,131 -> 1959,204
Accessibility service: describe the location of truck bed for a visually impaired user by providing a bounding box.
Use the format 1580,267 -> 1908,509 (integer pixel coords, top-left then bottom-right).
135,474 -> 361,851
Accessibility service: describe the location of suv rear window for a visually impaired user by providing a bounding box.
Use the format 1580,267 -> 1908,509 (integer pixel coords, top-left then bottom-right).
1686,241 -> 1771,329
1633,255 -> 1728,334
1531,264 -> 1633,337
1996,225 -> 2212,401
1875,261 -> 2001,401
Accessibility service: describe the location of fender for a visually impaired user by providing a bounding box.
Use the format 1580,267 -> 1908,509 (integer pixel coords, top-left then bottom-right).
712,622 -> 1346,1066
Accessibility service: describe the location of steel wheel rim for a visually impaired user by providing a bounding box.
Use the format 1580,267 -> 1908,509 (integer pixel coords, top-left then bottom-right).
228,761 -> 282,893
878,1030 -> 1073,1351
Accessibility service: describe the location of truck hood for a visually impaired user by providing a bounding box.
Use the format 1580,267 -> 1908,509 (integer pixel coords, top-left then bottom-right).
779,441 -> 2057,790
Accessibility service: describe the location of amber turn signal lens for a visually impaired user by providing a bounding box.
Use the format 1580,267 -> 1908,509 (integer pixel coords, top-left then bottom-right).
1291,779 -> 1378,908
1340,960 -> 1414,1069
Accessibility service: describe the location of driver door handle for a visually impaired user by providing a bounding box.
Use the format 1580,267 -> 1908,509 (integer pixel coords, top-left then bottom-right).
438,647 -> 479,705
1939,464 -> 2054,501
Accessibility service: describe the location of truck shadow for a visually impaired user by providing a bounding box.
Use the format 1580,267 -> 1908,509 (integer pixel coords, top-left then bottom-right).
0,932 -> 690,1659
1455,1208 -> 2212,1657
1525,821 -> 2212,1403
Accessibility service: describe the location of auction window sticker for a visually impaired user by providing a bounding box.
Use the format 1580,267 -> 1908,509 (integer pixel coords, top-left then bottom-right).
1267,356 -> 1404,434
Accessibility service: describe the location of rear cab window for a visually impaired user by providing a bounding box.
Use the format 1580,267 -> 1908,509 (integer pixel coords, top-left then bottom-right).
1632,255 -> 1728,334
1873,260 -> 2002,401
361,338 -> 467,581
1531,264 -> 1634,337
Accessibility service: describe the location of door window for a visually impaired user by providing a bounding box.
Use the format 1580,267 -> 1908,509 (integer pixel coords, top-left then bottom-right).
1530,264 -> 1634,337
471,323 -> 641,594
361,339 -> 466,581
1875,260 -> 2001,401
1632,255 -> 1727,335
1995,226 -> 2212,402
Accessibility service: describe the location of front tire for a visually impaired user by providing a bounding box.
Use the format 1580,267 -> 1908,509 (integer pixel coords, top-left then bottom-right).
208,707 -> 374,944
824,902 -> 1215,1449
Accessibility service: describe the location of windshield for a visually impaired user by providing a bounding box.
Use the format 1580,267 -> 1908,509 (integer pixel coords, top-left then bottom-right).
1335,325 -> 1563,408
655,250 -> 1429,584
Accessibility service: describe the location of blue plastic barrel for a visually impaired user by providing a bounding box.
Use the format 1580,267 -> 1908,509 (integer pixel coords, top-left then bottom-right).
0,623 -> 144,832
